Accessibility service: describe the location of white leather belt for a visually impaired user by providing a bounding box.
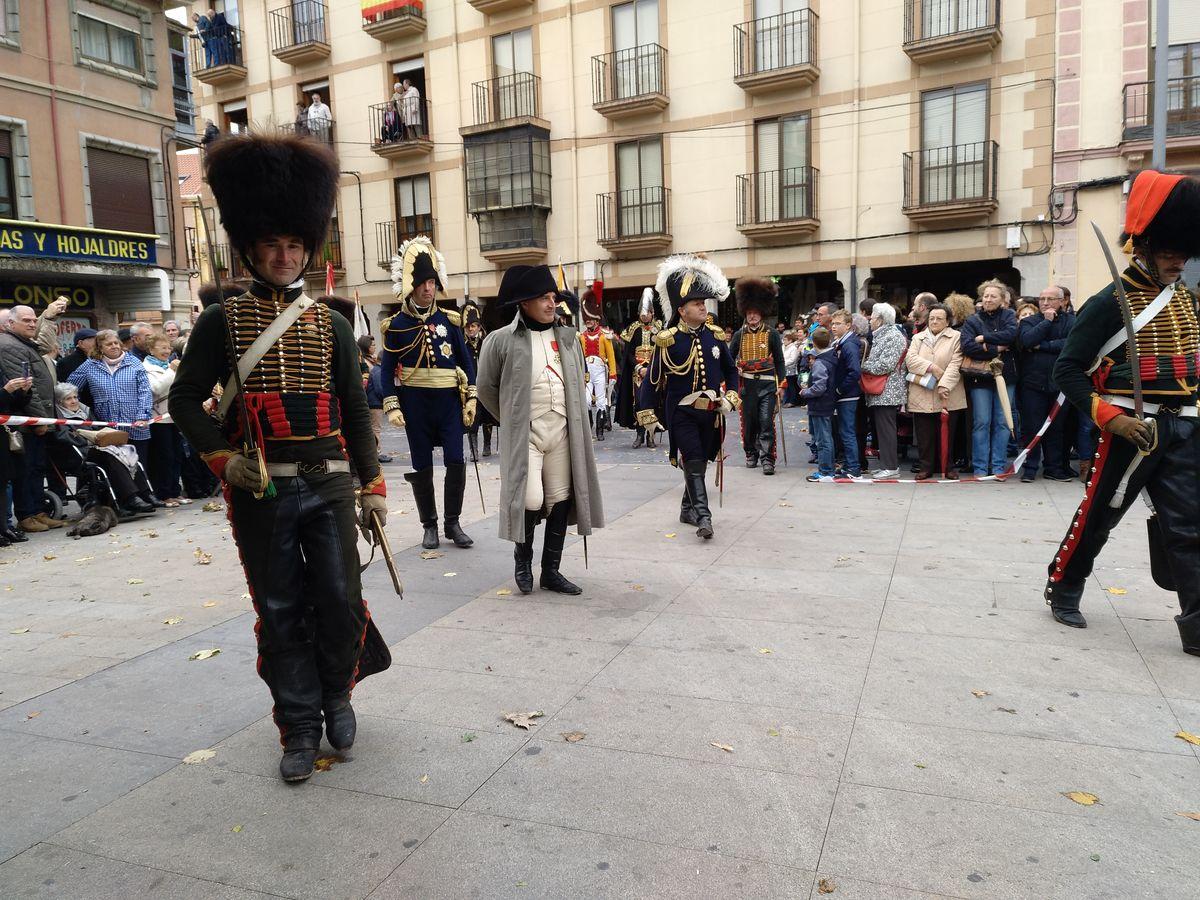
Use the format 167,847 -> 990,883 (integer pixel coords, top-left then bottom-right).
1104,395 -> 1198,417
266,459 -> 352,477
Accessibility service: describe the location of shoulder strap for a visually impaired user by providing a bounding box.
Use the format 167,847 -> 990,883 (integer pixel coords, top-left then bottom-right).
1086,284 -> 1174,375
216,293 -> 315,419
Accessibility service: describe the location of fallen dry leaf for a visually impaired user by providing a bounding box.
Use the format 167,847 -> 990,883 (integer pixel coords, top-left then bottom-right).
971,690 -> 991,698
419,774 -> 429,784
997,707 -> 1017,715
182,749 -> 216,765
461,733 -> 477,743
1176,812 -> 1200,821
163,617 -> 183,626
26,711 -> 40,719
231,824 -> 243,833
9,628 -> 29,634
202,601 -> 218,608
503,710 -> 544,730
144,531 -> 158,538
201,501 -> 223,512
313,755 -> 340,772
664,532 -> 677,539
818,878 -> 836,894
1105,587 -> 1128,596
914,763 -> 927,769
561,731 -> 586,743
75,556 -> 94,562
767,728 -> 780,737
419,550 -> 443,560
778,501 -> 792,508
443,572 -> 457,578
1062,791 -> 1100,806
1177,731 -> 1200,746
189,648 -> 221,661
42,554 -> 56,561
127,578 -> 144,585
496,589 -> 513,596
630,584 -> 645,592
710,742 -> 734,753
758,648 -> 773,655
193,549 -> 213,565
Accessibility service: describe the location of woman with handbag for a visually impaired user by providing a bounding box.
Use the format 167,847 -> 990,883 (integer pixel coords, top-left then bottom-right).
959,280 -> 1018,477
859,303 -> 908,479
906,304 -> 967,479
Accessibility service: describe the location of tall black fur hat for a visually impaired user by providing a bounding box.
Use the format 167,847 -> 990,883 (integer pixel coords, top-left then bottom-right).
204,133 -> 338,256
736,277 -> 778,318
1123,173 -> 1200,260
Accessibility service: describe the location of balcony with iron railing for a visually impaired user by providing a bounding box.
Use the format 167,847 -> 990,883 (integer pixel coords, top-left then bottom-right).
475,208 -> 548,264
734,10 -> 819,94
304,226 -> 344,276
369,99 -> 432,160
462,72 -> 546,136
597,187 -> 672,254
736,167 -> 819,242
269,1 -> 330,65
188,24 -> 245,86
280,118 -> 336,149
468,0 -> 533,13
902,0 -> 1000,64
592,44 -> 669,119
1123,75 -> 1200,144
361,1 -> 426,41
375,216 -> 436,269
902,141 -> 998,224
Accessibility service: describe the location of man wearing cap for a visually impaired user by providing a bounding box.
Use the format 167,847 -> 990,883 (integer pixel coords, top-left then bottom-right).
57,328 -> 98,382
636,254 -> 740,540
730,277 -> 785,475
578,290 -> 617,442
380,236 -> 477,551
462,302 -> 497,460
476,265 -> 603,595
169,133 -> 389,782
1044,170 -> 1200,657
616,289 -> 662,448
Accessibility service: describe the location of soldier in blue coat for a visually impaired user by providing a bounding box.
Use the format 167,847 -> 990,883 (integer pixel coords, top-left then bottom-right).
381,237 -> 477,550
637,254 -> 740,540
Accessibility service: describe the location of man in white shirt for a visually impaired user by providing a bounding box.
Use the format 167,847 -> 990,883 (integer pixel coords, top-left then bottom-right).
307,92 -> 332,143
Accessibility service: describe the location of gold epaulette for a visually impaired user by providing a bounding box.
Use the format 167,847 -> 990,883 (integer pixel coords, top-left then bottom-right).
654,328 -> 677,348
620,322 -> 638,342
444,310 -> 462,328
706,323 -> 727,340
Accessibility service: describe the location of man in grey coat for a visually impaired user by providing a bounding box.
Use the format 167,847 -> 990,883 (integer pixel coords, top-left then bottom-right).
477,265 -> 604,595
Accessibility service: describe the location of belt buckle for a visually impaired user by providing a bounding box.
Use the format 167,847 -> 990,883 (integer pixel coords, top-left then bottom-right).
1160,404 -> 1182,415
694,397 -> 710,411
296,461 -> 324,476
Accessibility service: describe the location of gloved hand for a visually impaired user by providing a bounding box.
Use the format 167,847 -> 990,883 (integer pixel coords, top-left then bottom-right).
462,398 -> 477,428
224,453 -> 266,493
386,409 -> 406,428
358,492 -> 387,542
1107,414 -> 1155,451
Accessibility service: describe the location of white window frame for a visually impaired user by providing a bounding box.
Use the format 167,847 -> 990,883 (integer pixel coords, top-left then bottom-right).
0,0 -> 21,51
70,0 -> 157,88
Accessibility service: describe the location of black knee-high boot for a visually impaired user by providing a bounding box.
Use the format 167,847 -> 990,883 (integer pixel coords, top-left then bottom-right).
483,425 -> 493,457
443,463 -> 473,548
404,468 -> 439,549
515,509 -> 540,594
540,499 -> 581,594
683,458 -> 713,540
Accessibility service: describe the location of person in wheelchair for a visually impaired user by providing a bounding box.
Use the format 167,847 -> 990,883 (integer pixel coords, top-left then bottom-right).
51,384 -> 156,517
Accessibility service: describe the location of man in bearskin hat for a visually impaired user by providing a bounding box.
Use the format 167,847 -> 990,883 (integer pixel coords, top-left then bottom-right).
1044,169 -> 1200,657
578,290 -> 618,441
169,133 -> 389,782
380,237 -> 477,551
637,255 -> 740,540
616,288 -> 662,448
730,278 -> 786,475
463,302 -> 497,459
476,265 -> 604,595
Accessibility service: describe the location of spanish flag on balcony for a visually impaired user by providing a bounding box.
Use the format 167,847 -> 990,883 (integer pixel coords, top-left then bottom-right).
362,0 -> 424,17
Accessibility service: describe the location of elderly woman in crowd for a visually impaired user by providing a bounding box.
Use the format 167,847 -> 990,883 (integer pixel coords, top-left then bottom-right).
67,329 -> 160,504
143,333 -> 188,507
960,279 -> 1018,477
905,303 -> 966,479
859,302 -> 908,479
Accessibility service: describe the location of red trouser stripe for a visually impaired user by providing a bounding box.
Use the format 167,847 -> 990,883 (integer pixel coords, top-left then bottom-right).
1049,434 -> 1116,583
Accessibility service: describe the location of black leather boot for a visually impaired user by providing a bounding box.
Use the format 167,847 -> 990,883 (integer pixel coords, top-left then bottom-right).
762,457 -> 776,476
596,410 -> 607,441
679,479 -> 699,526
515,509 -> 540,594
540,500 -> 581,594
324,695 -> 356,750
483,426 -> 493,457
404,469 -> 439,549
683,459 -> 713,540
443,463 -> 474,548
264,650 -> 324,783
633,427 -> 645,449
1044,578 -> 1087,628
745,453 -> 759,468
279,736 -> 319,783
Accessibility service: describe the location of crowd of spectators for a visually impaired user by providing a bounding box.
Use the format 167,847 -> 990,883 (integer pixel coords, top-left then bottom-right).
0,305 -> 211,546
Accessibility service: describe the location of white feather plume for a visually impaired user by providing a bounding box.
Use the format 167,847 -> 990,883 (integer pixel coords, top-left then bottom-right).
390,235 -> 447,300
654,254 -> 729,321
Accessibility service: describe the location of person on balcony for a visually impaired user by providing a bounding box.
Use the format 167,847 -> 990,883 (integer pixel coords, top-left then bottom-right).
401,79 -> 423,141
307,92 -> 332,144
192,12 -> 212,68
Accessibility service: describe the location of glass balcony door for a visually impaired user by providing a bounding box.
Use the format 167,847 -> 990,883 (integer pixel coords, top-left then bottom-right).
492,28 -> 534,120
292,1 -> 325,45
756,114 -> 810,222
616,138 -> 663,237
920,83 -> 986,204
612,0 -> 659,100
752,0 -> 808,73
921,0 -> 988,39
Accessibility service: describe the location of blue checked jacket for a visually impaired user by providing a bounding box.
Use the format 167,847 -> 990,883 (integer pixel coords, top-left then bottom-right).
67,354 -> 154,440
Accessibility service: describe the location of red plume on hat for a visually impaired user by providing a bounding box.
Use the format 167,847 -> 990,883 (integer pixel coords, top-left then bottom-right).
1121,170 -> 1200,259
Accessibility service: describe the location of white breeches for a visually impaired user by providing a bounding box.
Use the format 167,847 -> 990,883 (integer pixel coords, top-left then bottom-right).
526,412 -> 572,512
585,358 -> 609,411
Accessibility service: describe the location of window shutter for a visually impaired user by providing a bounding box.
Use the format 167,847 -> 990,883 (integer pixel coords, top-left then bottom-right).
0,130 -> 11,158
88,148 -> 155,234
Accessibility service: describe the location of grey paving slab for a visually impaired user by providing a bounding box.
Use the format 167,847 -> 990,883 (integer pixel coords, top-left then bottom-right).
0,843 -> 273,899
878,599 -> 1136,650
592,643 -> 866,715
0,672 -> 71,711
541,685 -> 853,780
389,625 -> 625,684
630,611 -> 876,668
844,718 -> 1200,829
351,664 -> 583,735
370,810 -> 813,900
214,713 -> 527,808
666,589 -> 886,631
431,596 -> 657,644
820,782 -> 1199,899
691,564 -> 894,602
856,667 -> 1190,754
464,740 -> 837,869
50,766 -> 449,900
807,874 -> 960,900
0,731 -> 176,864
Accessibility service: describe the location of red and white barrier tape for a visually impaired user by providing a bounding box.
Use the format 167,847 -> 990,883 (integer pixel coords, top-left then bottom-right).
0,414 -> 172,429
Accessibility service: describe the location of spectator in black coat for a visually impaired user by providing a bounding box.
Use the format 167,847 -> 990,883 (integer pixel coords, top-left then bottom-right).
960,280 -> 1018,477
1016,286 -> 1077,482
57,328 -> 97,383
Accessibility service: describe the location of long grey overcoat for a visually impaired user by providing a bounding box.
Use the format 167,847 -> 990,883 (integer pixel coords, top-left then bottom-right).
476,317 -> 604,543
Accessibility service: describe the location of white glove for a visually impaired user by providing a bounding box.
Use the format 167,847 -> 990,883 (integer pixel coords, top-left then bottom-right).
386,409 -> 406,428
224,453 -> 265,493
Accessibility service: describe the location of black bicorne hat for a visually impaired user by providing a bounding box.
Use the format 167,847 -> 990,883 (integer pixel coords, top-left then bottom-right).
463,302 -> 482,327
496,264 -> 564,307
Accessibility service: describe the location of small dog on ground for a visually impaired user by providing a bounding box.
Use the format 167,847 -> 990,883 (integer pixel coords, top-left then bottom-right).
67,505 -> 119,538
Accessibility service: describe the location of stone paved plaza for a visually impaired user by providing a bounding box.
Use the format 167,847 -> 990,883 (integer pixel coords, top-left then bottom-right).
1,409 -> 1198,899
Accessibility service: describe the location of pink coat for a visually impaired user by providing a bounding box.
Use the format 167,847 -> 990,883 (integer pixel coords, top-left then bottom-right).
905,327 -> 967,413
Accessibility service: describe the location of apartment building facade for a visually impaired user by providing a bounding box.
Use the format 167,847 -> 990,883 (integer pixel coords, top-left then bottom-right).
0,0 -> 195,346
186,0 -> 1064,327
